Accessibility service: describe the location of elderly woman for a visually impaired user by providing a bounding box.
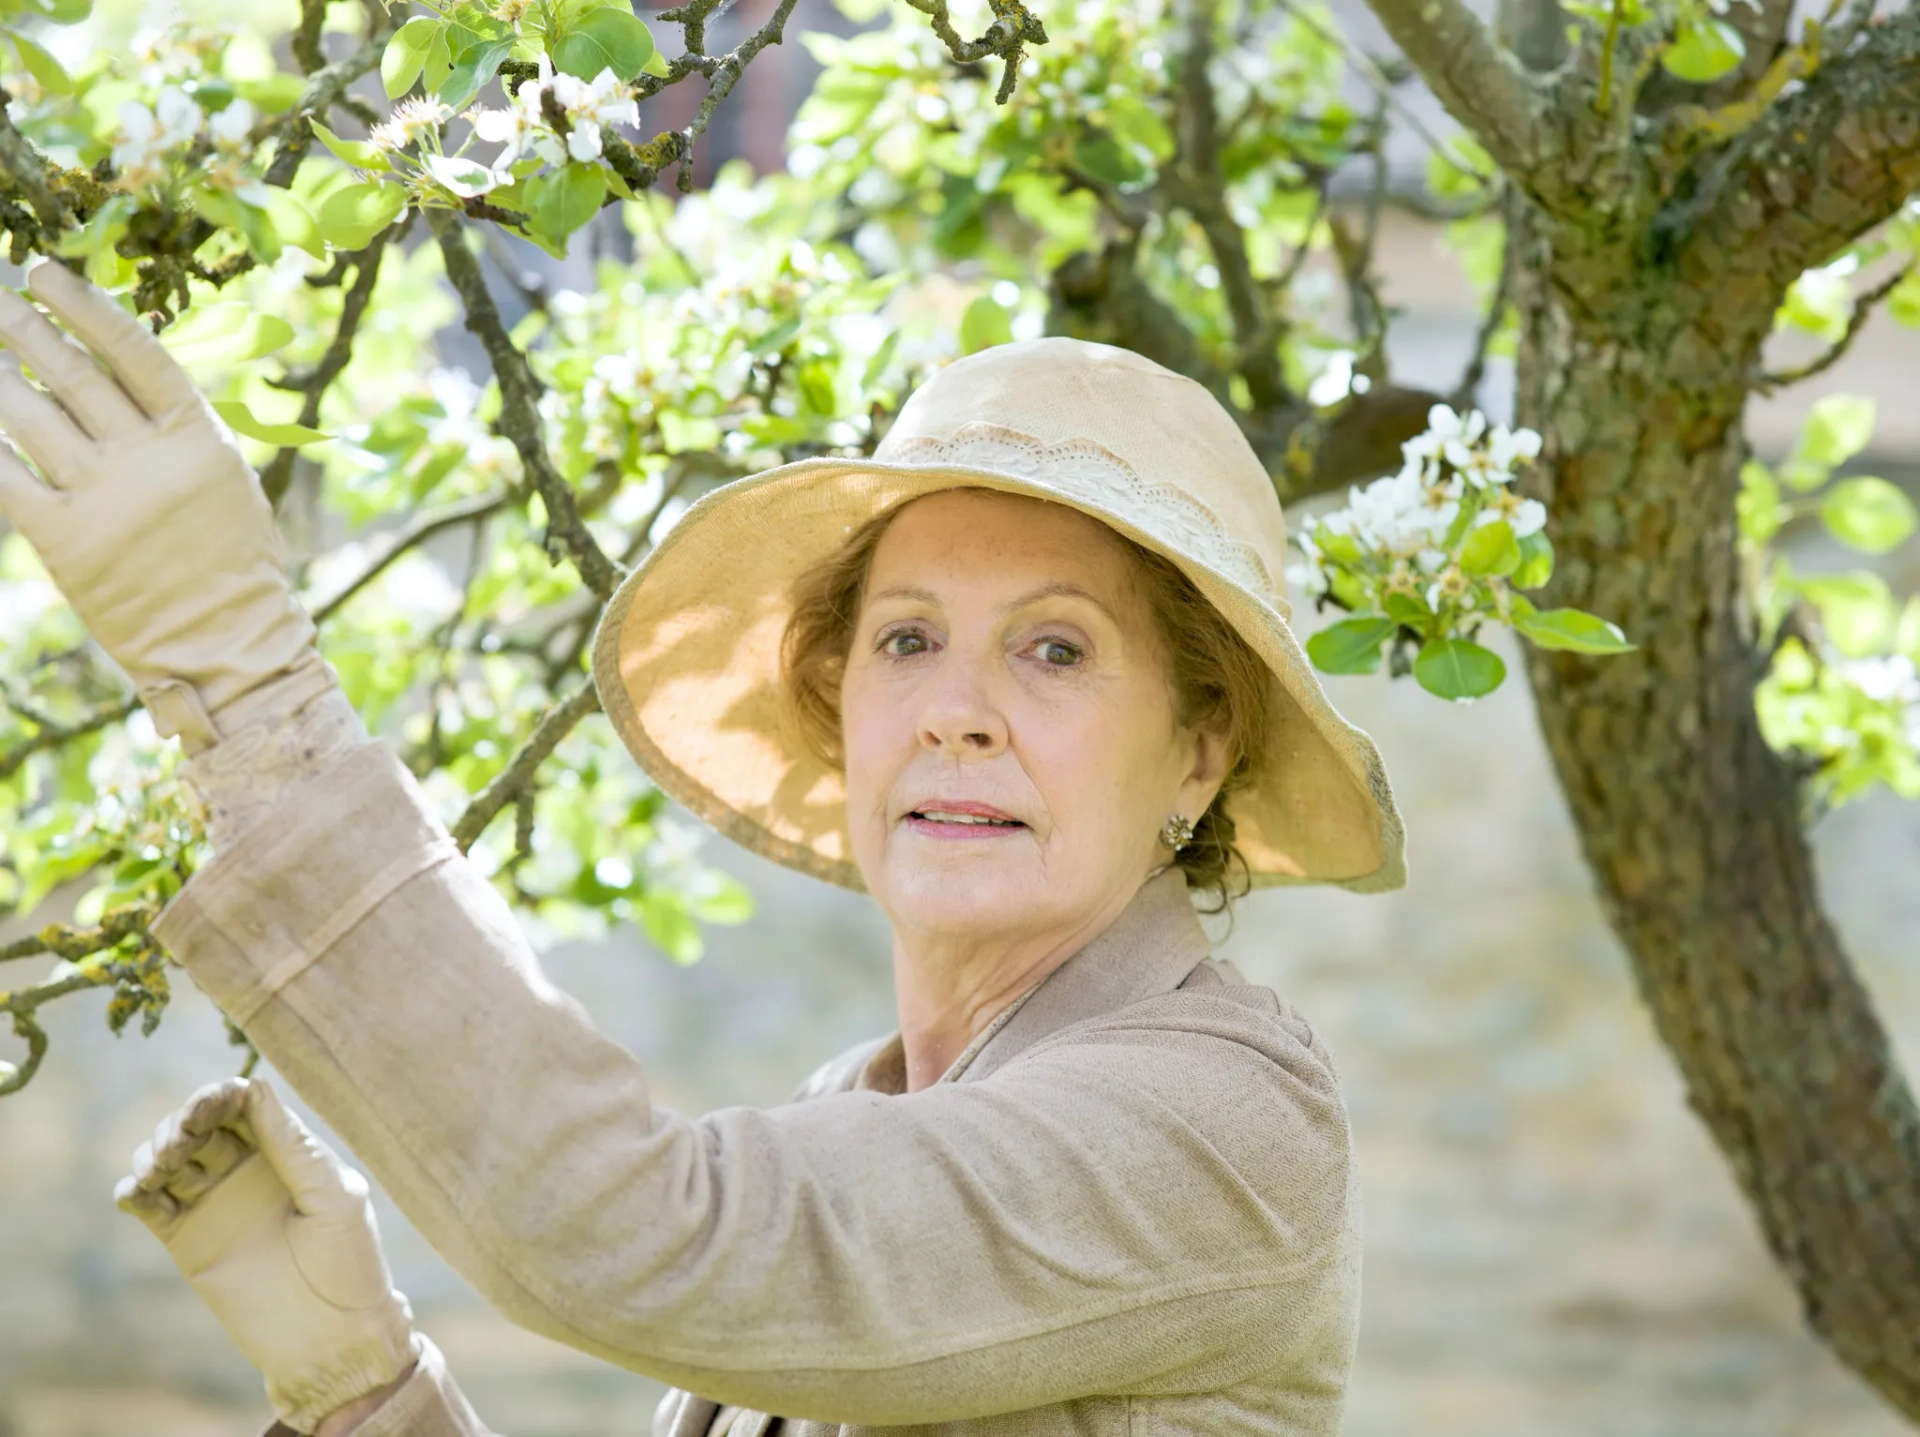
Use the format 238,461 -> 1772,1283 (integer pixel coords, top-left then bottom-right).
0,256 -> 1405,1437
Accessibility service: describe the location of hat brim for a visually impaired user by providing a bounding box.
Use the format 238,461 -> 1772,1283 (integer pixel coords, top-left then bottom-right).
590,456 -> 1407,894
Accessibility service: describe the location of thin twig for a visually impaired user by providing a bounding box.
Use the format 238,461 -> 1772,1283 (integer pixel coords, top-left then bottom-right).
310,490 -> 513,624
0,695 -> 140,781
1756,260 -> 1913,394
450,678 -> 603,852
1452,183 -> 1516,408
260,221 -> 402,506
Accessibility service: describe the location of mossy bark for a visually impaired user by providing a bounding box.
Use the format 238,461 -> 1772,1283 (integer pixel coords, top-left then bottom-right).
1509,221 -> 1920,1415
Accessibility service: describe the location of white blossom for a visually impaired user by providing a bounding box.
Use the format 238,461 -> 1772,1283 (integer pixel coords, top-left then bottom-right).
207,98 -> 255,149
1476,488 -> 1549,539
1488,424 -> 1542,472
470,56 -> 637,173
112,85 -> 200,189
371,96 -> 454,154
1403,403 -> 1487,477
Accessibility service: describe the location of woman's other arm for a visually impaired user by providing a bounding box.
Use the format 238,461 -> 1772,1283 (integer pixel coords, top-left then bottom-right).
117,1078 -> 501,1437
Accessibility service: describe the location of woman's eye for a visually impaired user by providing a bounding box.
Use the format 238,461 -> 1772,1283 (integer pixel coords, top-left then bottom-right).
880,629 -> 929,658
1035,638 -> 1083,667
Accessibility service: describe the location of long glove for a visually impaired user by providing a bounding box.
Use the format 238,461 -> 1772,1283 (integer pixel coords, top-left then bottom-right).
0,256 -> 331,752
116,1077 -> 421,1434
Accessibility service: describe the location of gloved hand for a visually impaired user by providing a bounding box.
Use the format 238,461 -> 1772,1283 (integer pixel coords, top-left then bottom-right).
115,1077 -> 420,1435
0,256 -> 325,752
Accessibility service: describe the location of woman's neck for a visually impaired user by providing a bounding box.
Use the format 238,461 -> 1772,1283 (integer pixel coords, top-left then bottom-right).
888,878 -> 1149,1092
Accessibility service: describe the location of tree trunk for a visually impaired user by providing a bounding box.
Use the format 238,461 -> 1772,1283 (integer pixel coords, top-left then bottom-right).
1510,226 -> 1920,1415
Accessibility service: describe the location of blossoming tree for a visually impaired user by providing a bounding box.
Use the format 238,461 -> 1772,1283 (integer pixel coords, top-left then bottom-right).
0,0 -> 1918,1413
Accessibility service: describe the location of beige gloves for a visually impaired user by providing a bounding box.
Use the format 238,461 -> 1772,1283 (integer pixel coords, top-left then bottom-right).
0,256 -> 330,753
116,1077 -> 421,1434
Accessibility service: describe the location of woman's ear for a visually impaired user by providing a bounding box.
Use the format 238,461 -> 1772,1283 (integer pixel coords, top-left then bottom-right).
1176,723 -> 1233,821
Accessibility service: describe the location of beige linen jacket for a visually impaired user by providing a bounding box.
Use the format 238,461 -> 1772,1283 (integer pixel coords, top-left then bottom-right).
151,739 -> 1362,1437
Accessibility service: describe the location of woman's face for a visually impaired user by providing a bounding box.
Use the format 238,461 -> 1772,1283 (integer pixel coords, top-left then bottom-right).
840,488 -> 1229,948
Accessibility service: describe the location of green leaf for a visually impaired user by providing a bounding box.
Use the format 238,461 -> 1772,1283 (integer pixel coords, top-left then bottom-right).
308,119 -> 390,171
1071,132 -> 1148,187
1661,16 -> 1745,83
439,36 -> 514,110
861,327 -> 900,390
1778,266 -> 1851,342
1425,134 -> 1493,201
639,47 -> 670,78
1888,269 -> 1920,328
1458,518 -> 1521,577
10,31 -> 72,93
1788,393 -> 1876,487
382,16 -> 441,98
685,872 -> 753,924
212,400 -> 332,447
552,6 -> 655,81
1306,615 -> 1395,674
317,181 -> 408,250
1383,590 -> 1431,628
51,193 -> 132,258
1413,637 -> 1506,700
159,304 -> 294,368
524,161 -> 607,247
796,359 -> 837,416
959,293 -> 1012,354
421,23 -> 455,96
1795,570 -> 1896,656
260,187 -> 325,260
1513,606 -> 1634,654
1896,595 -> 1920,666
639,889 -> 702,964
191,185 -> 280,265
1512,530 -> 1554,590
1737,459 -> 1785,545
1820,476 -> 1916,553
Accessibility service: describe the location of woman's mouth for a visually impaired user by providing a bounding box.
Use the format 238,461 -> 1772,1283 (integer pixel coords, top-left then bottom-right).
904,805 -> 1027,838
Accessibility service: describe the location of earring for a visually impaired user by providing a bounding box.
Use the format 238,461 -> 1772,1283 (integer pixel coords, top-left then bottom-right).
1160,813 -> 1195,852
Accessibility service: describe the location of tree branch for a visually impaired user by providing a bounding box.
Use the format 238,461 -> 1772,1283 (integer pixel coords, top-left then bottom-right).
450,678 -> 601,852
1685,2 -> 1920,293
428,208 -> 623,599
896,0 -> 1051,104
1357,0 -> 1553,189
1164,0 -> 1288,411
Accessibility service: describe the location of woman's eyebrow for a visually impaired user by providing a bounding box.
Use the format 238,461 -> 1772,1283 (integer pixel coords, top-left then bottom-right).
1006,581 -> 1117,622
865,581 -> 1118,622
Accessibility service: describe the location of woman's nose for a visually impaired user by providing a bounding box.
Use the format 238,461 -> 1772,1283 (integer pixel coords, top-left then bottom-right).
916,654 -> 1008,757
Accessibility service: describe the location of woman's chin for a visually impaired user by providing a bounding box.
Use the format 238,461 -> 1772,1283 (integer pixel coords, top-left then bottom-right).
871,859 -> 1056,939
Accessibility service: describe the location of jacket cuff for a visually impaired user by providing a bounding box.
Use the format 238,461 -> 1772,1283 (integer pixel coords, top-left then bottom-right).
151,740 -> 458,1029
350,1334 -> 499,1437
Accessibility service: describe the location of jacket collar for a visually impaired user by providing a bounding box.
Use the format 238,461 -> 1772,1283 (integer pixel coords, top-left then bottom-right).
854,866 -> 1212,1096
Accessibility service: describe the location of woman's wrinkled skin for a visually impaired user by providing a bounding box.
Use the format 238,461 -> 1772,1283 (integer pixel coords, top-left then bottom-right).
840,489 -> 1231,1091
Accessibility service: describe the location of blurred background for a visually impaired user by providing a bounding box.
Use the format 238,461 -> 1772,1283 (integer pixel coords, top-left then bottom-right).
3,0 -> 1920,1433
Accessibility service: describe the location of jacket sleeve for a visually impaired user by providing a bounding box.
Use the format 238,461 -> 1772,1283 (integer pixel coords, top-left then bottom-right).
154,740 -> 1355,1427
254,1336 -> 499,1437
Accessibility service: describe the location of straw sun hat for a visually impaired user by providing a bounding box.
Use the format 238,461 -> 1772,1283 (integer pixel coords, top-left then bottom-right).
589,336 -> 1407,894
